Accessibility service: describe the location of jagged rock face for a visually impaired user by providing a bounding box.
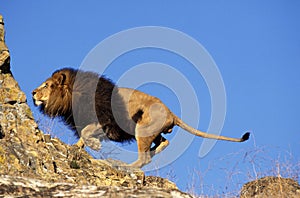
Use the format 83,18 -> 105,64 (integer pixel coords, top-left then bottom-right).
0,14 -> 192,197
240,176 -> 300,198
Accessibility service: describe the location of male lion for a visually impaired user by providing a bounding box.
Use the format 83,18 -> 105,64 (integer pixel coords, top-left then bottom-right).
32,68 -> 250,168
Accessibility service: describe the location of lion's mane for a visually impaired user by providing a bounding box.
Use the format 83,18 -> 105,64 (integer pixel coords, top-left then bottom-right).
39,68 -> 135,142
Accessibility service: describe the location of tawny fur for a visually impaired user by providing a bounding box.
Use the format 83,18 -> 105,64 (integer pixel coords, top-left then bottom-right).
32,68 -> 250,168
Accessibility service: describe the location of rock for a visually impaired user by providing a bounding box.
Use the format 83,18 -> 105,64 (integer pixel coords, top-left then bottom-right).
0,14 -> 193,197
240,176 -> 300,198
0,15 -> 10,74
0,74 -> 27,104
0,175 -> 193,198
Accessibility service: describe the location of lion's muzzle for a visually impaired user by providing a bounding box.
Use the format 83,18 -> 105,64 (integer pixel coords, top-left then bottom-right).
32,90 -> 43,106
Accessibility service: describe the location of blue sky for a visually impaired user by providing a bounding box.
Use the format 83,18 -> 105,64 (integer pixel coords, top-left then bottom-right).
2,1 -> 300,196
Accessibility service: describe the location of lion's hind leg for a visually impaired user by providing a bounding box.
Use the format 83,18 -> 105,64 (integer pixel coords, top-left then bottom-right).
130,135 -> 154,168
150,134 -> 169,157
130,102 -> 173,168
130,134 -> 170,168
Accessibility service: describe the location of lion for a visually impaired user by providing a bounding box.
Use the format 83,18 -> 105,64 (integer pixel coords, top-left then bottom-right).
32,68 -> 250,168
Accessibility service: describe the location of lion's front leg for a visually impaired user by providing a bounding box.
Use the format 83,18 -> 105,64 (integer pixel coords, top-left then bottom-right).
77,123 -> 104,151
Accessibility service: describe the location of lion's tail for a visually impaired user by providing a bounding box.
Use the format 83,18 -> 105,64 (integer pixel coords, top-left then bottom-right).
174,116 -> 250,142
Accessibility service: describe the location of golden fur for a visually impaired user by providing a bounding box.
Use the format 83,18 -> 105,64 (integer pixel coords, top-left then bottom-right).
32,68 -> 250,168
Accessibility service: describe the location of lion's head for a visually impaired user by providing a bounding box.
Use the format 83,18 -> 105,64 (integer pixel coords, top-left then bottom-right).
32,68 -> 76,117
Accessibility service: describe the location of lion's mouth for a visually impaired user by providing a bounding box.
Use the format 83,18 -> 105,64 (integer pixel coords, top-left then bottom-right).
33,99 -> 43,106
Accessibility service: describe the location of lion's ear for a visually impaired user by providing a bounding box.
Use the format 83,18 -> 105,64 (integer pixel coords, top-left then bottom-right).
56,73 -> 66,85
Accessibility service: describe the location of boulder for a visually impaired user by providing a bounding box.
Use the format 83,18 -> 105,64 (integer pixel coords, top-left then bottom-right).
240,176 -> 300,198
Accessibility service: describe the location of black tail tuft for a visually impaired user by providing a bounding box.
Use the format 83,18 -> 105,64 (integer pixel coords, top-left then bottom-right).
241,132 -> 250,141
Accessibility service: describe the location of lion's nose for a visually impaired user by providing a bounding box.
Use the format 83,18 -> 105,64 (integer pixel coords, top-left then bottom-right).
32,90 -> 36,96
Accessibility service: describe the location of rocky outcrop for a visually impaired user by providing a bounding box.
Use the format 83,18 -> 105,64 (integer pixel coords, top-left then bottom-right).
240,176 -> 300,198
0,15 -> 10,74
0,15 -> 192,197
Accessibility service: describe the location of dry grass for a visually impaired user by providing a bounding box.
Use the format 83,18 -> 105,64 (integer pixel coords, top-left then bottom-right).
185,144 -> 300,197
